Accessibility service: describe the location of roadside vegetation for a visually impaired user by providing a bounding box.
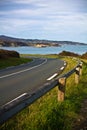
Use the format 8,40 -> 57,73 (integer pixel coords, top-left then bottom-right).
0,51 -> 87,130
0,49 -> 32,69
0,49 -> 20,59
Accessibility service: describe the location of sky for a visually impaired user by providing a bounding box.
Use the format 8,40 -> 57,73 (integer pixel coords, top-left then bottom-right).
0,0 -> 87,43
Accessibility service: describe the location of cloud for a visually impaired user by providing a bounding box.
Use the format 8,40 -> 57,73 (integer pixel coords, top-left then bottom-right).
11,0 -> 48,9
0,18 -> 41,28
0,0 -> 87,42
1,0 -> 87,19
1,12 -> 87,35
43,13 -> 87,35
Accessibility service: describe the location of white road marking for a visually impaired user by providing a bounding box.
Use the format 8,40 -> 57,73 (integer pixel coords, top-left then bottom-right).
64,63 -> 66,66
60,66 -> 64,70
47,73 -> 58,81
0,59 -> 47,79
2,93 -> 28,107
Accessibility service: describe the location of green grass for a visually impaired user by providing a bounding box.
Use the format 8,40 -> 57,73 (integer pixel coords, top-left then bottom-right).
0,56 -> 87,130
21,54 -> 60,59
0,57 -> 32,69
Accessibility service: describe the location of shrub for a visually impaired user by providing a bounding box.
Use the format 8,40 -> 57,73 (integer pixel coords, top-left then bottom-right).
81,52 -> 87,59
0,49 -> 20,59
58,51 -> 80,57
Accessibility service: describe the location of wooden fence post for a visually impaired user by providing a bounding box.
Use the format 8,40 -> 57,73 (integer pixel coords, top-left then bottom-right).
79,62 -> 83,76
75,67 -> 80,84
58,77 -> 66,102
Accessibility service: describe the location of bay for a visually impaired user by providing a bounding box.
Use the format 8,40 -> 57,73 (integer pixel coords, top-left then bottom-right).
0,44 -> 87,55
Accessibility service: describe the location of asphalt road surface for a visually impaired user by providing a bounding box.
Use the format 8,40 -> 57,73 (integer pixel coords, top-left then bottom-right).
0,58 -> 65,107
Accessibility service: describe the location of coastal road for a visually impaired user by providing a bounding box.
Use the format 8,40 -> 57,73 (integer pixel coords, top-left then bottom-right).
0,58 -> 65,107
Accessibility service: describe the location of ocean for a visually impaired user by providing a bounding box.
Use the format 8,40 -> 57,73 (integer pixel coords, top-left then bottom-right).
0,44 -> 87,55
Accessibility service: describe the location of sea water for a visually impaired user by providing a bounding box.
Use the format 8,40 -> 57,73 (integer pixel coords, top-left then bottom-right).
0,44 -> 87,54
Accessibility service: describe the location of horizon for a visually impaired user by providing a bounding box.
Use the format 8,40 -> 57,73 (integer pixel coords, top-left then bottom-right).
0,34 -> 87,44
0,35 -> 87,44
0,0 -> 87,44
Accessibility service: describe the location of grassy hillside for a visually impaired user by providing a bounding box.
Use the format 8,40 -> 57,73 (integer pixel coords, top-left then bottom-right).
0,49 -> 32,69
0,58 -> 32,69
0,49 -> 20,59
0,56 -> 87,130
58,51 -> 87,60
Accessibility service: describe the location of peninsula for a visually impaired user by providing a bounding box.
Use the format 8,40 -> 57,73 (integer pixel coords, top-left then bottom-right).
0,35 -> 86,47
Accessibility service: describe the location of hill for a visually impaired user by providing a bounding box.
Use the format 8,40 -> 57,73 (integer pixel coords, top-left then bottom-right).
0,35 -> 86,47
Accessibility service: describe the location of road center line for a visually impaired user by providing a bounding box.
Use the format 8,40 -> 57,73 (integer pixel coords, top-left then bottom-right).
47,73 -> 58,81
64,63 -> 66,66
0,59 -> 47,79
60,66 -> 64,70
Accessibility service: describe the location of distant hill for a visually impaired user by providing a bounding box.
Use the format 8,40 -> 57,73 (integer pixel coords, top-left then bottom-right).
0,35 -> 86,47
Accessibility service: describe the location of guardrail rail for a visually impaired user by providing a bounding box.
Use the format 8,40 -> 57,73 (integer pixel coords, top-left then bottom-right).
0,60 -> 83,125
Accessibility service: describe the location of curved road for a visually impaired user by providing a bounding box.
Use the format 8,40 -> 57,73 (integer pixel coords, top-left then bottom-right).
0,58 -> 65,106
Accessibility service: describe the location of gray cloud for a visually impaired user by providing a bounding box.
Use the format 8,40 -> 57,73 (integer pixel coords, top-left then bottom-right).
0,0 -> 87,42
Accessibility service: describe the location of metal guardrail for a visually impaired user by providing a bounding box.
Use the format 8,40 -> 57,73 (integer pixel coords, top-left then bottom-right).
0,60 -> 82,125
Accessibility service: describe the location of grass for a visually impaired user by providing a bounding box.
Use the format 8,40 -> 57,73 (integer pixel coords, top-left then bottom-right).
21,54 -> 60,59
0,57 -> 32,69
0,56 -> 87,130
